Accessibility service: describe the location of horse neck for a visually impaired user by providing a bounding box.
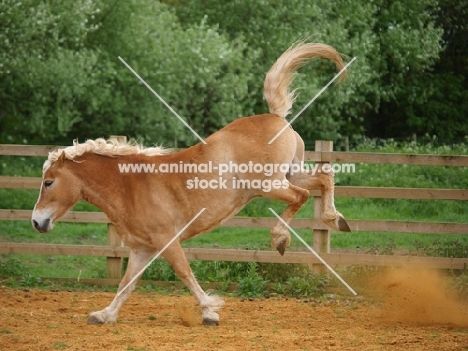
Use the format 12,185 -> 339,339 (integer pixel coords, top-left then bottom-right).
69,154 -> 126,216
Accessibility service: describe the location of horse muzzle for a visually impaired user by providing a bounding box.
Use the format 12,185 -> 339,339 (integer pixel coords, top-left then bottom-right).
31,210 -> 54,233
32,218 -> 51,233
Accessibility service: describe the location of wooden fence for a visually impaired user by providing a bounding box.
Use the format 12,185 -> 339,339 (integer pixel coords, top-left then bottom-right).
1,140 -> 468,282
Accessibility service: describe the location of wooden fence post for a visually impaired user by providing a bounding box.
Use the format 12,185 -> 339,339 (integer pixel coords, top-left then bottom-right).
106,136 -> 126,279
312,140 -> 332,273
107,223 -> 123,279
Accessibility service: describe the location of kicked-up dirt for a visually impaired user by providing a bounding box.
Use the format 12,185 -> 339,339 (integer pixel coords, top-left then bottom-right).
1,268 -> 468,350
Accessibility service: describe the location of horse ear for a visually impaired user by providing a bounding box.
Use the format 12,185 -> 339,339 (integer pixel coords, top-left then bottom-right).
58,151 -> 67,164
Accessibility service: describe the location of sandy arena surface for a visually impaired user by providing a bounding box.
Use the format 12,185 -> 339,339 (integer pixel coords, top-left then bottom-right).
1,268 -> 468,350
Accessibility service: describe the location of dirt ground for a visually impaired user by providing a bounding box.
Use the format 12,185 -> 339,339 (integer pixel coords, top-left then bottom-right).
1,268 -> 468,351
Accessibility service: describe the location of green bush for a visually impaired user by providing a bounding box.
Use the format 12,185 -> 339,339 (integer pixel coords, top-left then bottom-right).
0,257 -> 27,277
237,262 -> 269,298
19,273 -> 42,287
287,275 -> 330,297
454,270 -> 468,295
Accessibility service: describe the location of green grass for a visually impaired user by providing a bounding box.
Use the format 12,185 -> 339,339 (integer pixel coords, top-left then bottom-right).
7,254 -> 106,279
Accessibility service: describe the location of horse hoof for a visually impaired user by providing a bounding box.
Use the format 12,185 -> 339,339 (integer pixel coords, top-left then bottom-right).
276,238 -> 287,256
87,313 -> 105,325
203,318 -> 219,326
323,212 -> 351,232
338,216 -> 351,232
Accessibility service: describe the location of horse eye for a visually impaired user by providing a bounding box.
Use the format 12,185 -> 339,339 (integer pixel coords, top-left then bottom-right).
44,180 -> 54,188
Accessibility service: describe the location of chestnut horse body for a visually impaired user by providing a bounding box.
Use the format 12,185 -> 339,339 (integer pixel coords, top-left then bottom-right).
32,43 -> 351,325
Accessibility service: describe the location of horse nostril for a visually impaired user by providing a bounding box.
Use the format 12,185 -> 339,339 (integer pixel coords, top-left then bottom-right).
32,218 -> 51,233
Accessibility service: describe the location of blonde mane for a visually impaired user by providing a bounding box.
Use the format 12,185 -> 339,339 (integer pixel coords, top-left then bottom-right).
43,138 -> 173,172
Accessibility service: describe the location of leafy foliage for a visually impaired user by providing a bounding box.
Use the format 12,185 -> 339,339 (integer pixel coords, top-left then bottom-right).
387,0 -> 468,140
170,0 -> 450,144
238,262 -> 269,297
0,0 -> 107,141
454,270 -> 468,295
287,275 -> 330,297
413,238 -> 468,258
19,273 -> 43,287
0,257 -> 27,276
0,0 -> 254,146
2,0 -> 465,145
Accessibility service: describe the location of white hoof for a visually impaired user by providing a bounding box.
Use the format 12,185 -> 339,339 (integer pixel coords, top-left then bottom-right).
87,310 -> 116,325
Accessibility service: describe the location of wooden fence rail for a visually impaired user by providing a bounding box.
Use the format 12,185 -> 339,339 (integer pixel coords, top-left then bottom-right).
2,177 -> 468,200
1,210 -> 468,235
0,243 -> 466,269
1,140 -> 468,279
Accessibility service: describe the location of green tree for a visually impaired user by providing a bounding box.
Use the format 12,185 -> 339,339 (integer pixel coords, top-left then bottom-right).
0,0 -> 255,146
3,0 -> 458,145
170,0 -> 446,144
364,0 -> 444,139
172,0 -> 369,145
85,0 -> 256,145
0,0 -> 107,143
405,0 -> 468,141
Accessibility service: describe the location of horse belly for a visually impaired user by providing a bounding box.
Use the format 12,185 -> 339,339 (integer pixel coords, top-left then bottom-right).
178,193 -> 251,242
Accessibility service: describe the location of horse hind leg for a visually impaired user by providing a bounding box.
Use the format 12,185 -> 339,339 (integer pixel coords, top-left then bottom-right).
87,248 -> 156,324
288,170 -> 351,232
262,183 -> 310,255
162,242 -> 225,325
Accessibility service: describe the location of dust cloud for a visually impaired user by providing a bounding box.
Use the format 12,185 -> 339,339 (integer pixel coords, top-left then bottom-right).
367,268 -> 468,326
176,300 -> 200,327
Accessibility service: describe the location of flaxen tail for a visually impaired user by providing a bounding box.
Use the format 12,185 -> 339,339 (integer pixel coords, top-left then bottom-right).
264,43 -> 347,119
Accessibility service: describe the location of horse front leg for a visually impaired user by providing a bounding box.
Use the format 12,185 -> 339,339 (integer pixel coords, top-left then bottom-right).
162,242 -> 225,325
87,248 -> 156,324
287,169 -> 351,232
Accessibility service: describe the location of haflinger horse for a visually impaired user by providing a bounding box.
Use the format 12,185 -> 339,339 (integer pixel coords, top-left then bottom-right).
32,42 -> 351,326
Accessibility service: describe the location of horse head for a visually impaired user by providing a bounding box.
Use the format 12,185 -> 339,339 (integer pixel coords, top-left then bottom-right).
32,152 -> 82,233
